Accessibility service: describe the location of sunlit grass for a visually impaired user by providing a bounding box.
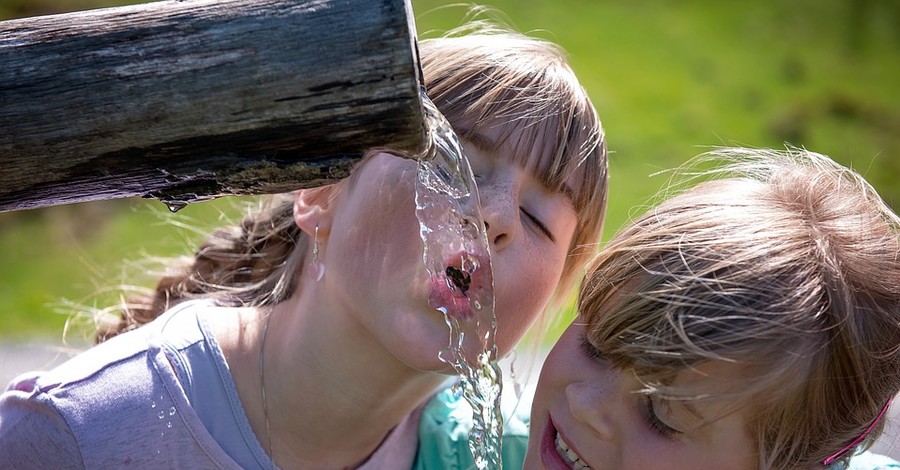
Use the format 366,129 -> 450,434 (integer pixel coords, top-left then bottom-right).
1,0 -> 898,341
0,198 -> 249,338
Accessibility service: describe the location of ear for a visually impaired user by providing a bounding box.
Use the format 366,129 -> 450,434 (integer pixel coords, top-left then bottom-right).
293,184 -> 339,238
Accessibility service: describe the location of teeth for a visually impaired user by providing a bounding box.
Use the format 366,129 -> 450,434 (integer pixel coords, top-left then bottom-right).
555,433 -> 591,470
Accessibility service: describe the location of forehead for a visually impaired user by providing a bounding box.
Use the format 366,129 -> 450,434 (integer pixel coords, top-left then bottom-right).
457,118 -> 583,201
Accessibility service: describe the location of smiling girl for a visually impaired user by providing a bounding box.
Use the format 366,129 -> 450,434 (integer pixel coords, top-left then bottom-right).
527,148 -> 900,470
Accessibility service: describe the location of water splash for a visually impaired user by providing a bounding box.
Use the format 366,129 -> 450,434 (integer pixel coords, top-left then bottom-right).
415,91 -> 503,469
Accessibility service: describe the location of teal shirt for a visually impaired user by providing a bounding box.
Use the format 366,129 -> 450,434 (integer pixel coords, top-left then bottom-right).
413,387 -> 899,470
414,387 -> 530,470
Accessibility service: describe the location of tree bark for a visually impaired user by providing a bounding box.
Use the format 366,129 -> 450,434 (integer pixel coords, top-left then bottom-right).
0,0 -> 426,212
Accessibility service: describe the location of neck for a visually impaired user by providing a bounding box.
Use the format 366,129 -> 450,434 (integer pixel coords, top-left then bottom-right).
238,290 -> 449,469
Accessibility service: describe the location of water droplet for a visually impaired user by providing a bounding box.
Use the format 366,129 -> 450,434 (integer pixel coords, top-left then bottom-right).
164,200 -> 188,213
169,406 -> 176,416
150,401 -> 156,409
461,255 -> 477,273
158,411 -> 165,419
167,422 -> 172,429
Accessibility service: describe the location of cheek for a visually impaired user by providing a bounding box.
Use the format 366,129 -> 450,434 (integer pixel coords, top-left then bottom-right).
499,242 -> 566,302
331,171 -> 421,278
531,329 -> 581,406
492,261 -> 560,352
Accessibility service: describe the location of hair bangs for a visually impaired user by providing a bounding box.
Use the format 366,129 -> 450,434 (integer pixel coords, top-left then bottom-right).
579,186 -> 831,402
421,28 -> 608,299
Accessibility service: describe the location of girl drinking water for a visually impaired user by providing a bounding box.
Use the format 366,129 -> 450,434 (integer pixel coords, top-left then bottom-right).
0,23 -> 608,469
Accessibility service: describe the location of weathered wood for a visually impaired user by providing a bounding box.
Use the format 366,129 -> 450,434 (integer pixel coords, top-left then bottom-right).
0,0 -> 426,212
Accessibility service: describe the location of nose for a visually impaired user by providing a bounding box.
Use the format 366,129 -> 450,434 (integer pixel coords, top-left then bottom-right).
566,380 -> 617,442
479,185 -> 518,251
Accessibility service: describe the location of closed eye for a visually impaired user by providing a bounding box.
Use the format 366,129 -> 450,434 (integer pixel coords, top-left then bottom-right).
522,207 -> 555,242
642,395 -> 682,439
579,332 -> 603,360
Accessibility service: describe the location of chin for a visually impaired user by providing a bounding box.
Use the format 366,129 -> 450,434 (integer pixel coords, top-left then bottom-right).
414,361 -> 459,376
395,336 -> 486,376
387,332 -> 452,373
401,352 -> 455,374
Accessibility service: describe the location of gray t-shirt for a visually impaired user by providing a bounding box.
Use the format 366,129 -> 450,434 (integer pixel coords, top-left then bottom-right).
0,301 -> 421,469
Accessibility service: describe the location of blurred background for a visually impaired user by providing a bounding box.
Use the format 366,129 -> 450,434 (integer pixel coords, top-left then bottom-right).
1,2 -> 899,452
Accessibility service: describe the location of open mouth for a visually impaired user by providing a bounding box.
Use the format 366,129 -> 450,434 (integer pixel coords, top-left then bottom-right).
444,250 -> 487,296
427,250 -> 491,320
445,265 -> 472,293
555,432 -> 591,470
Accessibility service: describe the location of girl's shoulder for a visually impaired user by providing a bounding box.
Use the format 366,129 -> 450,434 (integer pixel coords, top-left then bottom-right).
0,299 -> 245,469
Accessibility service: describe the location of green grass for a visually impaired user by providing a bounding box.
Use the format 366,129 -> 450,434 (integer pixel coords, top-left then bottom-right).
0,199 -> 249,339
1,0 -> 898,342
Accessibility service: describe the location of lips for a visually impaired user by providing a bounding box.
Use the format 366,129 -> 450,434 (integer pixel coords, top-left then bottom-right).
541,416 -> 592,470
427,250 -> 492,320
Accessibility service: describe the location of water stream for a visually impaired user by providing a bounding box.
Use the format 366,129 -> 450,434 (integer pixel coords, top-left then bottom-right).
415,92 -> 503,470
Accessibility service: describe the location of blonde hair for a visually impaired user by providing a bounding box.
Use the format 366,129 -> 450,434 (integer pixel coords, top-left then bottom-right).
420,22 -> 607,301
98,23 -> 607,341
579,148 -> 900,469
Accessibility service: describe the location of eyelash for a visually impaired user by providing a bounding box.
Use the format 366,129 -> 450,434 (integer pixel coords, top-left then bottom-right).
521,208 -> 554,241
471,169 -> 556,242
579,333 -> 603,360
642,395 -> 680,439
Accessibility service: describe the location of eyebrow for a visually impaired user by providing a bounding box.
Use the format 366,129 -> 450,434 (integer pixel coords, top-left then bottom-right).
559,182 -> 578,207
459,128 -> 579,205
458,128 -> 498,154
682,401 -> 707,423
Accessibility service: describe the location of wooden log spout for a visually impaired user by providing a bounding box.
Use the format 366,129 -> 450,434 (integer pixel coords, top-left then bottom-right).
0,0 -> 427,212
